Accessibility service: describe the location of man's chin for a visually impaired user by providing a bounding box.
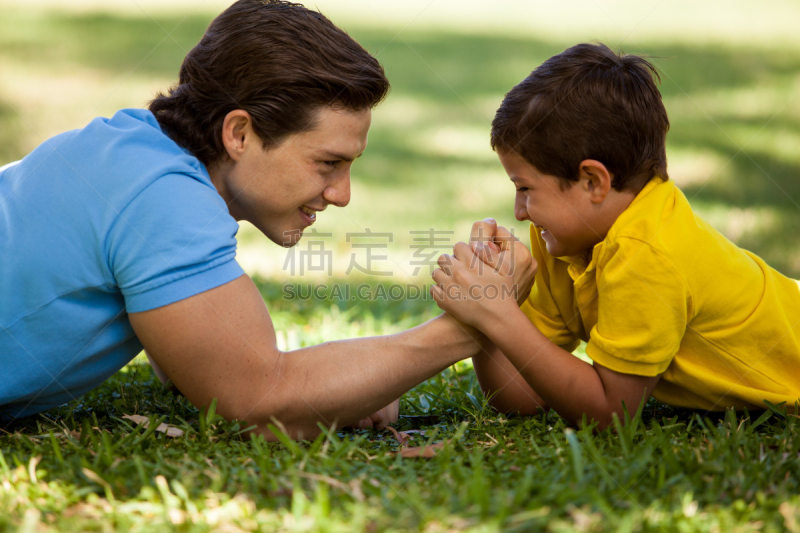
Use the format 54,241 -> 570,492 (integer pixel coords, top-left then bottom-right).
264,227 -> 303,248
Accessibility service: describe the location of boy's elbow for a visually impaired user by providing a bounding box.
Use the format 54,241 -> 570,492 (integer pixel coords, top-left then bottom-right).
485,387 -> 548,416
489,397 -> 546,417
580,405 -> 630,432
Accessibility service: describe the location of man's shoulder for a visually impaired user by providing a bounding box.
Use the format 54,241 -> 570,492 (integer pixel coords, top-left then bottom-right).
85,108 -> 206,178
61,108 -> 213,209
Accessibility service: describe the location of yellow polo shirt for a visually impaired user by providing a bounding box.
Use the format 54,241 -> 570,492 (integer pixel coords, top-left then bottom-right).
521,178 -> 800,411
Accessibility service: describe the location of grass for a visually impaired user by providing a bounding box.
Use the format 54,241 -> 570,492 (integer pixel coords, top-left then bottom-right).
2,279 -> 799,531
2,295 -> 799,531
2,2 -> 800,531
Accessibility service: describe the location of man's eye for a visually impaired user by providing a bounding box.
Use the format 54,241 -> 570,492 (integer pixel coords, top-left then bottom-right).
516,187 -> 529,192
323,160 -> 339,167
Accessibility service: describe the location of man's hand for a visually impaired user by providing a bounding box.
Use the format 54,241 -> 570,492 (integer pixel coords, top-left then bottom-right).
470,218 -> 538,306
348,399 -> 400,429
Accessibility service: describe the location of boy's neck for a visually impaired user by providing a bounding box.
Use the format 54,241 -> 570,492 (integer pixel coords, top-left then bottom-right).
600,188 -> 638,232
583,187 -> 638,254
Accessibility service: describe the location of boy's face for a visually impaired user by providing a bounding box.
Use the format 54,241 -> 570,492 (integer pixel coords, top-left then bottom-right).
499,150 -> 605,258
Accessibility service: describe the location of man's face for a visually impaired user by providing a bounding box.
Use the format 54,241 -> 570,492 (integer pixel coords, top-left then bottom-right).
499,150 -> 603,258
217,106 -> 372,247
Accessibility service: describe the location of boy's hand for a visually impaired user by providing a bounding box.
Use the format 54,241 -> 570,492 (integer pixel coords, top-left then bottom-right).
470,219 -> 538,306
348,399 -> 400,429
431,241 -> 520,329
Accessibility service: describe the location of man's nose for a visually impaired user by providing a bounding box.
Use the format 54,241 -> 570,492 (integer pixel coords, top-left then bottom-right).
324,170 -> 351,208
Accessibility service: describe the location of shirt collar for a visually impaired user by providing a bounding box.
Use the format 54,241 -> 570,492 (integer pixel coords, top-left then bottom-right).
561,241 -> 603,280
557,177 -> 667,280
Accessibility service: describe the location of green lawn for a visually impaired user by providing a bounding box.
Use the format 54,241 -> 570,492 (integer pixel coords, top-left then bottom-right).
2,296 -> 799,531
2,2 -> 800,531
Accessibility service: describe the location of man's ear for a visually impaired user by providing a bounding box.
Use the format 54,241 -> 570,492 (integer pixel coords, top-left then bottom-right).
220,109 -> 254,162
578,159 -> 613,204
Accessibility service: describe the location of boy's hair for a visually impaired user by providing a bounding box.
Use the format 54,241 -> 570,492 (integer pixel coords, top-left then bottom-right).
149,0 -> 390,166
490,42 -> 669,192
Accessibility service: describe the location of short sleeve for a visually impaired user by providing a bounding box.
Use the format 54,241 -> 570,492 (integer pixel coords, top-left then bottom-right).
107,172 -> 245,313
586,238 -> 691,376
521,225 -> 581,352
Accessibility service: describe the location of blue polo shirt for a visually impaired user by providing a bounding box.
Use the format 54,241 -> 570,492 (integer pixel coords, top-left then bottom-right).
0,108 -> 244,420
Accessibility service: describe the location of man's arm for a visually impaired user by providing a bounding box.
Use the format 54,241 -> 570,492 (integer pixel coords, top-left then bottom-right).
130,274 -> 485,440
145,348 -> 398,428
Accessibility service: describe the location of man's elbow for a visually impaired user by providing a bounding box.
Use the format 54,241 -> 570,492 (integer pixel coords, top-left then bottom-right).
238,386 -> 326,442
247,420 -> 323,442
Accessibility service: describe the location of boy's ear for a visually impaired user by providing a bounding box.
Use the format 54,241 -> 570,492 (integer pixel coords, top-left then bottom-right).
578,159 -> 613,203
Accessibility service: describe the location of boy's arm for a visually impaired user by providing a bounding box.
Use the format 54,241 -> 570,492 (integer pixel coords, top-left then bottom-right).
472,344 -> 549,415
432,242 -> 661,429
481,310 -> 660,428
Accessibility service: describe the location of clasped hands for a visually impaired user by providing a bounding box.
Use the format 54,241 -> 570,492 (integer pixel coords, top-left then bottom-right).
431,219 -> 538,328
351,220 -> 536,430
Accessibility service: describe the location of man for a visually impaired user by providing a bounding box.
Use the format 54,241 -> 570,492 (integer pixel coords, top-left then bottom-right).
0,0 -> 534,439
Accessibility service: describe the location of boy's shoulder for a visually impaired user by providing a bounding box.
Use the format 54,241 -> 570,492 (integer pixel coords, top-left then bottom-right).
603,178 -> 704,262
530,177 -> 751,289
607,178 -> 685,242
598,177 -> 760,290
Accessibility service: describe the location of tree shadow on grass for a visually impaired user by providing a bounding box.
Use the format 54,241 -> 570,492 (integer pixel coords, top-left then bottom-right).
252,275 -> 440,325
0,103 -> 23,167
3,12 -> 799,104
1,11 -> 797,273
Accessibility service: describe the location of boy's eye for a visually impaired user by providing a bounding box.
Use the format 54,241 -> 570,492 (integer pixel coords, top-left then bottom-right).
323,160 -> 339,167
516,187 -> 529,193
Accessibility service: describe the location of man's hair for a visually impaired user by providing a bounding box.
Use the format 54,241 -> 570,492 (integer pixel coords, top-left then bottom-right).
149,0 -> 390,166
490,42 -> 669,192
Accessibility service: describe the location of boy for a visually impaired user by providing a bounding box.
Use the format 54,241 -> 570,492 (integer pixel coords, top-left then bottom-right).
431,43 -> 800,429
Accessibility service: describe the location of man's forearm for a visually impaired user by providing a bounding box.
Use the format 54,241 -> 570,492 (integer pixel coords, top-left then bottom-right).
256,313 -> 485,439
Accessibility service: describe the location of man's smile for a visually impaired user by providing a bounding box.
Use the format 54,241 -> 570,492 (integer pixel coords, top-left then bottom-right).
299,205 -> 318,220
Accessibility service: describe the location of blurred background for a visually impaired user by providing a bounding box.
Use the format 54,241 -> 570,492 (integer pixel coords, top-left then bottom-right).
2,0 -> 799,350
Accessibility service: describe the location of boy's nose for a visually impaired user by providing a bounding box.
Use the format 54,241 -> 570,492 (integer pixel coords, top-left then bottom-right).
514,196 -> 529,221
